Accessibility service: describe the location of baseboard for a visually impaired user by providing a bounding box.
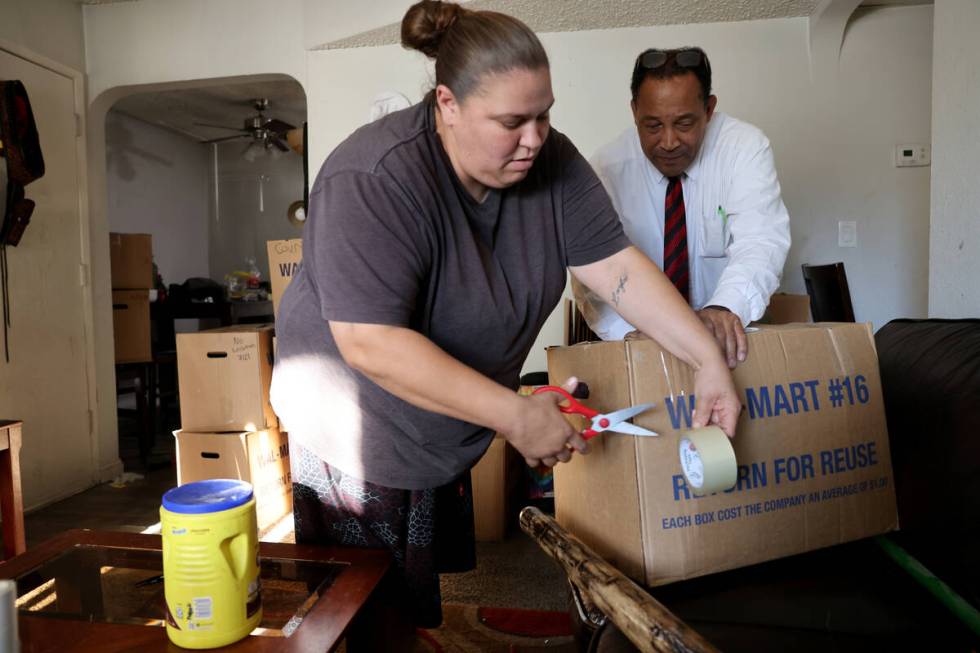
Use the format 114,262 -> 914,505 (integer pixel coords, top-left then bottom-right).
22,459 -> 126,515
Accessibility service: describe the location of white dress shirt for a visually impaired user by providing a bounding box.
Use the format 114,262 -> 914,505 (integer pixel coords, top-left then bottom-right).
575,112 -> 791,339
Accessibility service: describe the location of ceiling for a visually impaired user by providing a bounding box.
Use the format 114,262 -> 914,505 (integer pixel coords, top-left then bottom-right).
320,0 -> 931,49
110,79 -> 306,144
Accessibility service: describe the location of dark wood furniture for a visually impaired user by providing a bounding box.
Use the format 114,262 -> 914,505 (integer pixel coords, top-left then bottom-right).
801,262 -> 856,322
0,420 -> 25,560
164,299 -> 273,326
2,529 -> 390,652
114,363 -> 155,468
152,299 -> 274,344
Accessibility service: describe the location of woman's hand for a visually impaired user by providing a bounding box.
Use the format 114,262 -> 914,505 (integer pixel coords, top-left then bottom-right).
691,360 -> 742,437
503,377 -> 590,468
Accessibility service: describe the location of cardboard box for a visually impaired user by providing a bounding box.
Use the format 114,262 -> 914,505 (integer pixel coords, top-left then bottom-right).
760,293 -> 812,324
471,434 -> 522,541
549,323 -> 897,587
111,289 -> 151,363
109,232 -> 153,289
177,324 -> 276,432
175,428 -> 292,531
266,239 -> 302,317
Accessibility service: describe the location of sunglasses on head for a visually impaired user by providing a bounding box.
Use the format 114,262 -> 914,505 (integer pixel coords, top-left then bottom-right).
639,48 -> 704,70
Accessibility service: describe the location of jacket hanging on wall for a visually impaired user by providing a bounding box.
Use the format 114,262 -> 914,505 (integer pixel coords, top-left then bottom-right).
0,79 -> 46,362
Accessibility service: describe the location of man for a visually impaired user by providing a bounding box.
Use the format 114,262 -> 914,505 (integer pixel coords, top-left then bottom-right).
575,47 -> 791,367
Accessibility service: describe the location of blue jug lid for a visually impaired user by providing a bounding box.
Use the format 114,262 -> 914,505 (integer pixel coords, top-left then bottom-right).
162,479 -> 254,514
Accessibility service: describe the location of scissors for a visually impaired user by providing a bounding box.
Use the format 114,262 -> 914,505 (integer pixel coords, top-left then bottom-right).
532,386 -> 659,440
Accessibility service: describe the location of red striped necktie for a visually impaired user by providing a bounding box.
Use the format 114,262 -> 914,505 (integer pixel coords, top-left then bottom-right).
664,176 -> 690,302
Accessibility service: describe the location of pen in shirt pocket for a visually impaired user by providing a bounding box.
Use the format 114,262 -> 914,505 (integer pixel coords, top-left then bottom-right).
717,205 -> 728,230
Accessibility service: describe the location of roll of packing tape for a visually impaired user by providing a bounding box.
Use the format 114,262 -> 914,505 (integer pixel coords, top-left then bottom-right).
678,426 -> 737,495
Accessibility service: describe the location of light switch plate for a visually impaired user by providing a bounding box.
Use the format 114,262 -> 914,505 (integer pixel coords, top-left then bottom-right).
839,221 -> 857,247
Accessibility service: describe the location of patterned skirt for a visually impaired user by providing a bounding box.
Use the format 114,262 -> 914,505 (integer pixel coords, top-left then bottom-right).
290,442 -> 476,628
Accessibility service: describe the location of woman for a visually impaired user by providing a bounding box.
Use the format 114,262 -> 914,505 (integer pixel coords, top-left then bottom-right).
271,0 -> 740,642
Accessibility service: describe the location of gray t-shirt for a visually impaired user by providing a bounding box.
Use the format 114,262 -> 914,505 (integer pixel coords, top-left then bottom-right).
271,100 -> 629,490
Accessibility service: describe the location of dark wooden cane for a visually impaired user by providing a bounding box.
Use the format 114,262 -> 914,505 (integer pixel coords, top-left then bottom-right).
520,506 -> 721,653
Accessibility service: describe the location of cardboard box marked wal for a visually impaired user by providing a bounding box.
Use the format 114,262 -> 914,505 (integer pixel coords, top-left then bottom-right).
266,239 -> 303,318
175,428 -> 292,531
111,289 -> 151,363
471,434 -> 523,542
109,232 -> 153,290
549,323 -> 898,587
177,324 -> 277,433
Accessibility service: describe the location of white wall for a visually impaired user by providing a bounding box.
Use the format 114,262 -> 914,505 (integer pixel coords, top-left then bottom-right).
83,0 -> 308,102
106,111 -> 211,288
307,6 -> 934,374
928,0 -> 980,317
211,142 -> 306,283
0,0 -> 86,72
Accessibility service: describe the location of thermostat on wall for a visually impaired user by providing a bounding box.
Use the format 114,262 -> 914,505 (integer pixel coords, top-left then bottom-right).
895,143 -> 930,167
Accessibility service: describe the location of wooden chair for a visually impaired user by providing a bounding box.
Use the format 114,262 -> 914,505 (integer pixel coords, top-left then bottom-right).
115,362 -> 153,469
801,262 -> 856,322
564,298 -> 600,346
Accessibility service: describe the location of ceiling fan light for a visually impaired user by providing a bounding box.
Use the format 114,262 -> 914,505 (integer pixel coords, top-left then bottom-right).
243,141 -> 262,162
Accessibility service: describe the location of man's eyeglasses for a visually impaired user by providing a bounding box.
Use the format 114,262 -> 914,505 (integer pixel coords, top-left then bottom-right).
639,48 -> 705,71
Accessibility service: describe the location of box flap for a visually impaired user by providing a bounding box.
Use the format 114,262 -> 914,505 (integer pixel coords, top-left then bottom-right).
549,340 -> 647,581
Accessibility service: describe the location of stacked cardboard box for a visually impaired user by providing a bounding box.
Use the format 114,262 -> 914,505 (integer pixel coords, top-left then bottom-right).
175,324 -> 292,531
109,233 -> 153,363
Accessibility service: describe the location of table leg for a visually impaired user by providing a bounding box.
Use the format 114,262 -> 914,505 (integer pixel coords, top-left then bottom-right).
0,424 -> 26,559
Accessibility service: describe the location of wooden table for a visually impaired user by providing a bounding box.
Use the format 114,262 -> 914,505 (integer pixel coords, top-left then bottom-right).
0,420 -> 25,560
1,529 -> 390,652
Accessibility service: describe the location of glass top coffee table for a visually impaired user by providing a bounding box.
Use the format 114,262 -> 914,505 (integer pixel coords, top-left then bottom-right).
1,529 -> 390,652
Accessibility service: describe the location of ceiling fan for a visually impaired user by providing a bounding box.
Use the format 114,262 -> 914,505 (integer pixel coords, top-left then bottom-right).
196,98 -> 295,156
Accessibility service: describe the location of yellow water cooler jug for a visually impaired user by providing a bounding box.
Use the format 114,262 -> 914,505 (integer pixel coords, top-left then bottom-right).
161,479 -> 262,649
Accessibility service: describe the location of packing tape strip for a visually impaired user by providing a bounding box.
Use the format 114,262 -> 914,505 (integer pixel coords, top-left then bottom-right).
678,426 -> 737,494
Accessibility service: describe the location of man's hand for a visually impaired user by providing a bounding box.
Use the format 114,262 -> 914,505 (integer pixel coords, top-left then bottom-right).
696,306 -> 747,368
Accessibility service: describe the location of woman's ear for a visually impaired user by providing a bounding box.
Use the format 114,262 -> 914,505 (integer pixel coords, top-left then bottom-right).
434,84 -> 460,126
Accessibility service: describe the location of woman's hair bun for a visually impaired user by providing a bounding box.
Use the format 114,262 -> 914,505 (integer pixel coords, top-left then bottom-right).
401,1 -> 465,59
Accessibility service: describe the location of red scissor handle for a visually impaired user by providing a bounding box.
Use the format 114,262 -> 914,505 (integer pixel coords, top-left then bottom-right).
532,386 -> 605,439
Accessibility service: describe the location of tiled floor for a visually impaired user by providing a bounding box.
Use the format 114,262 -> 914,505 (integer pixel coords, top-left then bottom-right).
21,408 -> 570,611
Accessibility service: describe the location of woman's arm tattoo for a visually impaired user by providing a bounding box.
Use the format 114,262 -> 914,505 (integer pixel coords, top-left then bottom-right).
611,273 -> 627,307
